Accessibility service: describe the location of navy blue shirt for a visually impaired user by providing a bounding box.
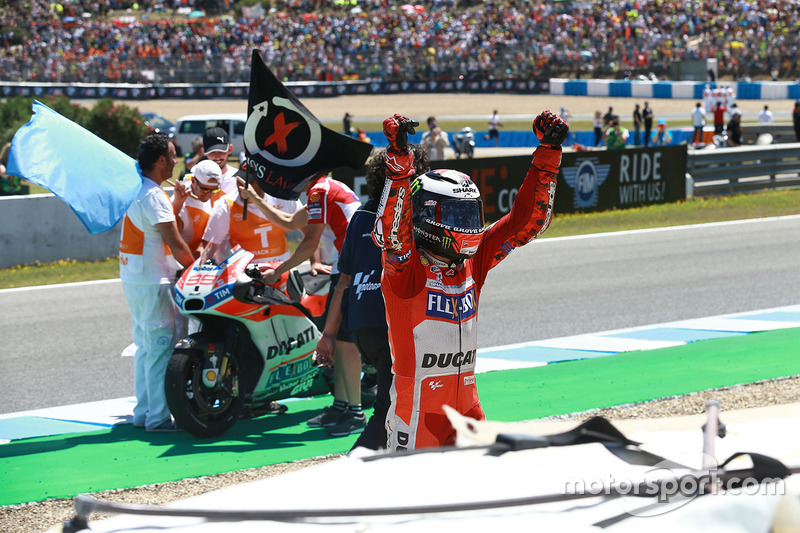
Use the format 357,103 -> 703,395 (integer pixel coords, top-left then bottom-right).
337,197 -> 387,331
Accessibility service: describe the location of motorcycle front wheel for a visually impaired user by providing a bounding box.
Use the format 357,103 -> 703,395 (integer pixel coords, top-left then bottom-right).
165,350 -> 242,438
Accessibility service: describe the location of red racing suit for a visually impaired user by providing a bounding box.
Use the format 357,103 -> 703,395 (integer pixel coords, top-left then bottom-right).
373,146 -> 561,451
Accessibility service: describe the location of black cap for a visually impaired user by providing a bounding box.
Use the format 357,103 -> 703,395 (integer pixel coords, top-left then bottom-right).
203,127 -> 230,153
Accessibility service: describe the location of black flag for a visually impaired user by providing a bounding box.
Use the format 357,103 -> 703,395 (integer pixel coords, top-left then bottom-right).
242,50 -> 373,199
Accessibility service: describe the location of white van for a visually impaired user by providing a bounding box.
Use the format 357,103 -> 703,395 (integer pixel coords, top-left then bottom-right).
174,113 -> 247,158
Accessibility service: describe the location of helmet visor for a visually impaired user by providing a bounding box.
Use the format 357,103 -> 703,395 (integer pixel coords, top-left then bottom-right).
420,198 -> 484,231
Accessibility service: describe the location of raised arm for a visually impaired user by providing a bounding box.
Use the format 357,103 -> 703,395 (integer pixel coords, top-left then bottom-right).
372,115 -> 426,298
474,110 -> 567,275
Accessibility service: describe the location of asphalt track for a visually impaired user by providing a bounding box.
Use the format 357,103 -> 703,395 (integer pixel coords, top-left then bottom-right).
1,216 -> 799,414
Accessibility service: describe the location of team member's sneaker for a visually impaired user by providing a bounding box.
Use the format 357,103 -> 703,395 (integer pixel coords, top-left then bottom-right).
241,401 -> 288,418
306,406 -> 344,428
326,412 -> 367,437
146,418 -> 181,433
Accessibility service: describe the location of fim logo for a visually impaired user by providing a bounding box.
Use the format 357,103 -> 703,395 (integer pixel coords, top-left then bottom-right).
562,157 -> 611,209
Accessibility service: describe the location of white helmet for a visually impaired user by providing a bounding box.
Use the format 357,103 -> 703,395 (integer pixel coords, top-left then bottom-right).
411,170 -> 485,262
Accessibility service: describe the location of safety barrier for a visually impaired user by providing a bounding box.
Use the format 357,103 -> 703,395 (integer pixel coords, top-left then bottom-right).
686,143 -> 800,197
550,78 -> 800,100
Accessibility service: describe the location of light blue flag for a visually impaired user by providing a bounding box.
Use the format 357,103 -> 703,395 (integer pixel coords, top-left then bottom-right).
7,100 -> 142,234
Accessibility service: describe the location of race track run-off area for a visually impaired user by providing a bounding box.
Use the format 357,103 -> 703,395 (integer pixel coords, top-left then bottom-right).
1,305 -> 799,507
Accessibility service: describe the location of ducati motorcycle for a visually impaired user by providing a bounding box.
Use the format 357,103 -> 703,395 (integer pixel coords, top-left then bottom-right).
166,248 -> 332,438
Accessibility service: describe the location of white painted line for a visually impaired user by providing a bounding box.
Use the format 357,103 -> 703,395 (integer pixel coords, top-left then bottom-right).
531,335 -> 683,353
476,358 -> 546,374
0,397 -> 136,426
536,214 -> 800,244
656,318 -> 800,333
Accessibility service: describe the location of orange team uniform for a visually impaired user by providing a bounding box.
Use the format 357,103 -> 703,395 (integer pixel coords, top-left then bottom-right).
373,146 -> 560,451
203,193 -> 303,263
175,177 -> 218,252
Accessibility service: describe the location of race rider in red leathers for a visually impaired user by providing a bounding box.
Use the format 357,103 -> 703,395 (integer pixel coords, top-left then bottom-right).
373,111 -> 567,451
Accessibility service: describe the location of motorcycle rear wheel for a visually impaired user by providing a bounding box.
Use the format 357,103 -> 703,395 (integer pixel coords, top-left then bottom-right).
165,350 -> 242,438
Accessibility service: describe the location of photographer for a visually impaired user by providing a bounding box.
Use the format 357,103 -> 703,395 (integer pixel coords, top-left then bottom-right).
603,116 -> 629,150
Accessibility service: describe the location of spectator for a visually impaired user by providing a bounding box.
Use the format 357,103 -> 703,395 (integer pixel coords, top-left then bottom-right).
727,113 -> 743,146
6,1 -> 800,84
343,112 -> 353,137
485,110 -> 503,147
603,116 -> 629,149
712,102 -> 728,135
422,116 -> 449,161
602,106 -> 615,127
703,84 -> 714,113
643,102 -> 654,147
119,134 -> 194,433
651,119 -> 672,146
758,105 -> 774,124
793,101 -> 800,141
183,136 -> 204,175
691,102 -> 707,146
593,110 -> 603,147
203,127 -> 238,196
726,86 -> 737,107
559,107 -> 574,145
632,104 -> 642,146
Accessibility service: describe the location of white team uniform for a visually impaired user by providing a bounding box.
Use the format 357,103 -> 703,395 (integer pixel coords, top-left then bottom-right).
119,177 -> 182,430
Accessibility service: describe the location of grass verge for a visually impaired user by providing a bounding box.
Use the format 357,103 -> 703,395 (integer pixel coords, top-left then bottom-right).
0,257 -> 119,289
1,188 -> 798,290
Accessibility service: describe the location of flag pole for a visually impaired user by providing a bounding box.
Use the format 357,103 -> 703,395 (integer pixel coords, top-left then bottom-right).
242,154 -> 249,220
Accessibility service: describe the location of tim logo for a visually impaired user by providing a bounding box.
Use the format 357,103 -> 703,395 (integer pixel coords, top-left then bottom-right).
562,158 -> 611,209
425,288 -> 477,322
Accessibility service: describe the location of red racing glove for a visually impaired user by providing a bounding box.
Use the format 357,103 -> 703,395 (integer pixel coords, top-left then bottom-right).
532,110 -> 569,149
383,114 -> 419,152
383,114 -> 419,180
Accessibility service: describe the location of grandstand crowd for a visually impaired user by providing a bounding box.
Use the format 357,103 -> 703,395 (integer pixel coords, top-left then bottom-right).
1,0 -> 798,85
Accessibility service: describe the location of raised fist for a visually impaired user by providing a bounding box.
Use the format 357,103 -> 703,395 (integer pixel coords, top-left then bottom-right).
532,110 -> 568,148
383,114 -> 419,151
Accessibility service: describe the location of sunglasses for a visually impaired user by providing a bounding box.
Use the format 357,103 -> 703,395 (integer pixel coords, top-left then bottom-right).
195,182 -> 220,194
